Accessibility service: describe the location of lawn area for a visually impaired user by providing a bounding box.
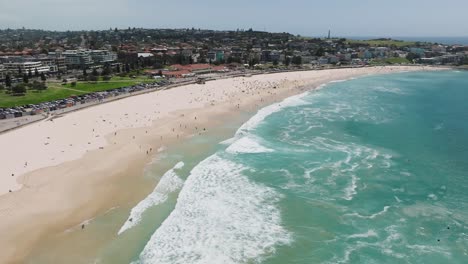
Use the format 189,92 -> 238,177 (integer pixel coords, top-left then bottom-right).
370,57 -> 411,65
49,80 -> 142,93
0,76 -> 158,108
0,87 -> 78,108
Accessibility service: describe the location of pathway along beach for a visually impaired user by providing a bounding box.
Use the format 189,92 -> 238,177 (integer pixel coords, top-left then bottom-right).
0,66 -> 442,262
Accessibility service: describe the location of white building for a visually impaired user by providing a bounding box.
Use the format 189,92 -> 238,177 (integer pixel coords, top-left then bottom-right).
90,50 -> 117,63
137,53 -> 154,58
62,50 -> 93,68
3,61 -> 50,74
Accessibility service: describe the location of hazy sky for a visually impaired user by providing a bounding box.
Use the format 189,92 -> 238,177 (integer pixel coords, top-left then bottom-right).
0,0 -> 467,37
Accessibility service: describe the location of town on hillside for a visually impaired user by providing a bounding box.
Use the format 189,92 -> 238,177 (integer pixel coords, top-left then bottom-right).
0,28 -> 467,122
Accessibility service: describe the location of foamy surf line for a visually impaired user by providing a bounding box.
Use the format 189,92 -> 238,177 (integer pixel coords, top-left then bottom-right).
226,136 -> 274,154
226,76 -> 360,144
118,162 -> 185,235
220,90 -> 310,154
135,154 -> 291,264
235,91 -> 309,136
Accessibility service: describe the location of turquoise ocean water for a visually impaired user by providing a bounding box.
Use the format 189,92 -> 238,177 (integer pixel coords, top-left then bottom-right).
101,70 -> 468,264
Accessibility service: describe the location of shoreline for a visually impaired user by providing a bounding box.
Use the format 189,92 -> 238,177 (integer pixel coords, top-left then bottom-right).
0,66 -> 445,262
0,65 -> 448,135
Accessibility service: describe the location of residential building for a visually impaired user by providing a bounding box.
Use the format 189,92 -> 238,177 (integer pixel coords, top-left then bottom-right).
261,50 -> 281,62
207,50 -> 225,62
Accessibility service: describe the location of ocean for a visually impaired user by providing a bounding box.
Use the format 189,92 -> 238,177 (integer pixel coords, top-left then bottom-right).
346,36 -> 468,45
29,70 -> 468,263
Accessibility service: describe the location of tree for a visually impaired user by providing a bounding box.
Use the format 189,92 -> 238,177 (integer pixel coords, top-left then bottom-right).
115,64 -> 121,73
40,72 -> 47,82
199,55 -> 207,64
34,68 -> 39,78
284,56 -> 291,66
273,60 -> 279,66
83,68 -> 88,76
92,68 -> 99,76
17,66 -> 22,75
102,75 -> 112,82
292,56 -> 302,65
28,69 -> 33,78
32,80 -> 47,91
23,73 -> 29,84
101,66 -> 111,76
70,81 -> 77,87
125,63 -> 131,73
0,84 -> 5,91
12,83 -> 26,95
89,75 -> 98,82
248,58 -> 259,68
315,47 -> 325,57
406,52 -> 420,63
5,74 -> 12,88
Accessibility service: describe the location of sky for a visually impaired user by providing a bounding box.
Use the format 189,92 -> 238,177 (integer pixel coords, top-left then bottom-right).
0,0 -> 467,37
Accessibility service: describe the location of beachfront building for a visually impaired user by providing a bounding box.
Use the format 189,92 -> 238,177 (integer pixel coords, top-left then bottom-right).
35,58 -> 62,73
44,52 -> 68,72
3,61 -> 50,74
151,63 -> 227,78
62,50 -> 94,69
90,50 -> 118,63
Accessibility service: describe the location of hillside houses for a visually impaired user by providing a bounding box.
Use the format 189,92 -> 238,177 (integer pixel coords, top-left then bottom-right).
0,28 -> 467,84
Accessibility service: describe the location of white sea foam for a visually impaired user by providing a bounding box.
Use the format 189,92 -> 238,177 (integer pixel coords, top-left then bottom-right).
226,136 -> 274,154
347,230 -> 379,239
373,85 -> 405,95
406,244 -> 451,256
343,175 -> 358,200
137,155 -> 291,264
434,123 -> 444,131
219,137 -> 237,145
394,196 -> 402,203
157,146 -> 166,152
172,162 -> 185,170
118,162 -> 184,235
235,92 -> 308,136
345,206 -> 391,219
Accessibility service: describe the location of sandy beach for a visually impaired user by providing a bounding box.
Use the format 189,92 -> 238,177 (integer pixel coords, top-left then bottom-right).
0,66 -> 442,262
